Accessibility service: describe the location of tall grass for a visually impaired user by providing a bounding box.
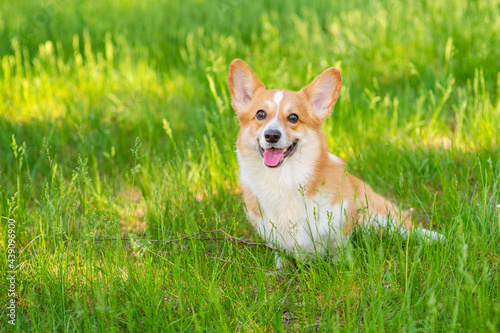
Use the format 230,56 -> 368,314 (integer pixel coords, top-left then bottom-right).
1,0 -> 499,331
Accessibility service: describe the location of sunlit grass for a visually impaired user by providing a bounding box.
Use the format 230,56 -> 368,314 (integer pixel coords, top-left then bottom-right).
1,0 -> 499,331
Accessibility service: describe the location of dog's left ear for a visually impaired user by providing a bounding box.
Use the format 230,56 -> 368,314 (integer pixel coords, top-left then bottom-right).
300,68 -> 342,121
228,59 -> 265,115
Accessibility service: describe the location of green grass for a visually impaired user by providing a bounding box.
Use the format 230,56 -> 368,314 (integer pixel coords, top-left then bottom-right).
1,0 -> 499,331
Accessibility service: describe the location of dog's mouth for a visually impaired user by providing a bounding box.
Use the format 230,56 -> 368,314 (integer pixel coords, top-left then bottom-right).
258,139 -> 298,168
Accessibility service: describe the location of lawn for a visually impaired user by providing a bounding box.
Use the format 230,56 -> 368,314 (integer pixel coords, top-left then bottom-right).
1,0 -> 499,331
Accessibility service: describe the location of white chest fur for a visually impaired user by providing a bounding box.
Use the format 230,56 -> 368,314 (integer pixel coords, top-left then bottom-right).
237,151 -> 348,257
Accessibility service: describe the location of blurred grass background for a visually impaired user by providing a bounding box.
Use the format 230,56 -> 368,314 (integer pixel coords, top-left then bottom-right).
0,0 -> 499,331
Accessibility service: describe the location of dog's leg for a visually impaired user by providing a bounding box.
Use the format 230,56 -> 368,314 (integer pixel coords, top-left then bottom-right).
375,217 -> 445,242
274,251 -> 284,270
397,227 -> 444,241
328,234 -> 350,265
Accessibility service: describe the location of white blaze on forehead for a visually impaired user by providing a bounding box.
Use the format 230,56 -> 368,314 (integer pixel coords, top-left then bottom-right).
273,90 -> 284,119
260,90 -> 287,147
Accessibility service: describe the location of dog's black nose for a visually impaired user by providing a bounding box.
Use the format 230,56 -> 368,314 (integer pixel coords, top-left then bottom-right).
264,129 -> 281,143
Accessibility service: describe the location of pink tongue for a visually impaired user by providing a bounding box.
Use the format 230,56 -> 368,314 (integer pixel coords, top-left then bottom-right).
263,148 -> 284,167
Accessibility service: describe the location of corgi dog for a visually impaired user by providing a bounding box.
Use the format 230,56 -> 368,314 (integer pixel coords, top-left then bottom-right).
228,59 -> 441,269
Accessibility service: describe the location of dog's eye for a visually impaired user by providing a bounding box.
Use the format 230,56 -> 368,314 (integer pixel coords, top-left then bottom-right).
287,113 -> 299,123
256,110 -> 267,120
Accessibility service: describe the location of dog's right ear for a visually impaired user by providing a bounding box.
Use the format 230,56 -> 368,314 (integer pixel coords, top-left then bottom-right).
300,67 -> 342,122
228,59 -> 265,115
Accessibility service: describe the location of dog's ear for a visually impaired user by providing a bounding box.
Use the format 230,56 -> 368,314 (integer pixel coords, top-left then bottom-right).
300,68 -> 342,121
228,59 -> 265,115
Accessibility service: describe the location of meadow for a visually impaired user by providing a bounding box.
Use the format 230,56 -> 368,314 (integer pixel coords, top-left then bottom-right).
0,0 -> 499,331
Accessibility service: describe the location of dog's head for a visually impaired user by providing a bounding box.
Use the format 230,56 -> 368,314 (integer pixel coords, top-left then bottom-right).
228,59 -> 342,168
